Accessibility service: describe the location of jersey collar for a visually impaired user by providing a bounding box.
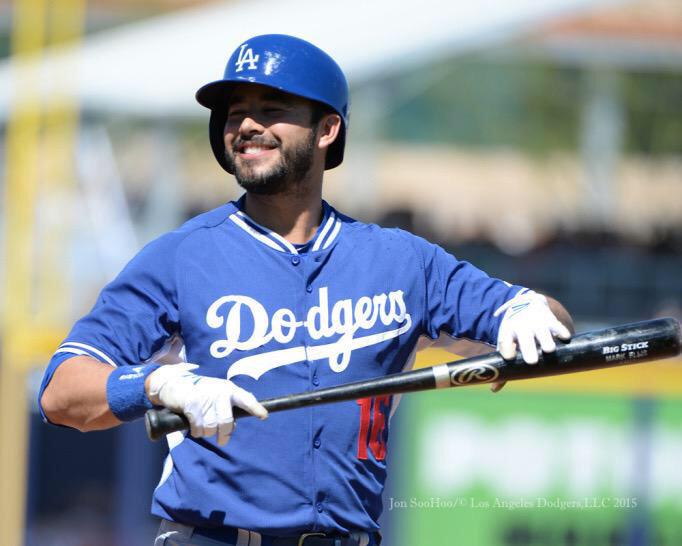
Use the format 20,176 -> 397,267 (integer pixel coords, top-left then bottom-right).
228,196 -> 342,255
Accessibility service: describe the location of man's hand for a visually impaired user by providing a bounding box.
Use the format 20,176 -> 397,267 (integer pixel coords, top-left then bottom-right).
146,363 -> 268,445
490,290 -> 573,392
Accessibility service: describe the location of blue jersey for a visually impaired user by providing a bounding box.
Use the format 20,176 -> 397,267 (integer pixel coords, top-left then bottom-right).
39,197 -> 524,535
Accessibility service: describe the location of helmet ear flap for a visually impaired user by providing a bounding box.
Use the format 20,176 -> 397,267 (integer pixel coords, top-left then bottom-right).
209,107 -> 232,174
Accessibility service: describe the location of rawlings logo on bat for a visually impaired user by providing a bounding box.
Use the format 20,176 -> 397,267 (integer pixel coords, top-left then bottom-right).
449,363 -> 500,385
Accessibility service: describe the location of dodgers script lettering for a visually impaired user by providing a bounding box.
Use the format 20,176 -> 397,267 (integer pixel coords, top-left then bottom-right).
206,287 -> 412,380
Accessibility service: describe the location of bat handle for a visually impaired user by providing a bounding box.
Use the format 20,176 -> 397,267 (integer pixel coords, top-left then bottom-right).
145,406 -> 251,441
145,408 -> 187,441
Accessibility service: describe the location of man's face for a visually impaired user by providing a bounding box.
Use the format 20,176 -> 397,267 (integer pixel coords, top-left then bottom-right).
223,84 -> 319,195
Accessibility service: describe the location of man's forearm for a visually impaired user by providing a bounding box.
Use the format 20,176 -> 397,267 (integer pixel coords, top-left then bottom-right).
40,356 -> 122,432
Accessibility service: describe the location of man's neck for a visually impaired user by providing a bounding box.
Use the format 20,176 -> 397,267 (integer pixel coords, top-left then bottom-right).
243,189 -> 324,245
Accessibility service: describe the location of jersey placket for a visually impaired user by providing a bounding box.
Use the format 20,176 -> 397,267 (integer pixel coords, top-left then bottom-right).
298,249 -> 327,529
227,200 -> 341,529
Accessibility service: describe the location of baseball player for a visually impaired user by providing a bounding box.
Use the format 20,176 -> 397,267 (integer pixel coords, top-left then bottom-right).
39,34 -> 574,546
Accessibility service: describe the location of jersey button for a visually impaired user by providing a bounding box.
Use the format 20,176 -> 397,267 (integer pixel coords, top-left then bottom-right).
291,256 -> 301,266
312,375 -> 320,386
306,284 -> 313,293
316,502 -> 323,513
313,438 -> 321,449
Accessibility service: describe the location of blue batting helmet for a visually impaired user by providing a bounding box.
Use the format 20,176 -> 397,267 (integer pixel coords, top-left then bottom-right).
196,34 -> 350,172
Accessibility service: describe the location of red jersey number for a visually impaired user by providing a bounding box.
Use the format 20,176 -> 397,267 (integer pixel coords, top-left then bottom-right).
356,396 -> 390,461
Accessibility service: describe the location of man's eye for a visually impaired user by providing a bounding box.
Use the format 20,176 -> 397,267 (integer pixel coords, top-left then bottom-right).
227,110 -> 245,117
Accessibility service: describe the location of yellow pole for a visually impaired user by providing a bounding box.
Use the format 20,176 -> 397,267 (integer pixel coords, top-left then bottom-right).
1,0 -> 47,544
1,0 -> 84,544
37,0 -> 87,325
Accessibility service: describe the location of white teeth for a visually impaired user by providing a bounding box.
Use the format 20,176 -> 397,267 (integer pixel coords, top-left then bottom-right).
243,146 -> 269,155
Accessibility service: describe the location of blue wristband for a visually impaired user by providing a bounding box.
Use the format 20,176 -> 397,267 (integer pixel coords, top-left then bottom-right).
106,364 -> 161,422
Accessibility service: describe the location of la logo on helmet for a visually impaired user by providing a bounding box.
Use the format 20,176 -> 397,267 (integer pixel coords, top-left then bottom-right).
235,44 -> 259,72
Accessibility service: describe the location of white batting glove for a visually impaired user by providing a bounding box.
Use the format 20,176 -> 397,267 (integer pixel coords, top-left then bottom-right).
147,363 -> 268,446
493,290 -> 572,365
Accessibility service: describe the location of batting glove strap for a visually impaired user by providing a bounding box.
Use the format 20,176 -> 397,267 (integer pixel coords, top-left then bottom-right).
106,363 -> 161,421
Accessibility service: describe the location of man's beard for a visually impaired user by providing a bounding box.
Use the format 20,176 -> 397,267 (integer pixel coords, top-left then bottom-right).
225,131 -> 316,195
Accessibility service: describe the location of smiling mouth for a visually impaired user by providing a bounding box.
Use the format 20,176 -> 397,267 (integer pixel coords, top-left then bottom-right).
236,142 -> 278,158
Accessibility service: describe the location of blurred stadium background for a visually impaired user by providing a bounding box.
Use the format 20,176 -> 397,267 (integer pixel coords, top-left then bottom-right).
0,0 -> 680,544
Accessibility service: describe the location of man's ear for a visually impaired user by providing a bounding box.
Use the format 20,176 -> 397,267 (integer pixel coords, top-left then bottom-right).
317,114 -> 342,151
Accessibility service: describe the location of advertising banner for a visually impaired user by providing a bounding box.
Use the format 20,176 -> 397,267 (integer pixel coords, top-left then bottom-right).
393,388 -> 682,546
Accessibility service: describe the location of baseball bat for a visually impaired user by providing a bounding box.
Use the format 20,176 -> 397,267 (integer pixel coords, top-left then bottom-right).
145,317 -> 681,441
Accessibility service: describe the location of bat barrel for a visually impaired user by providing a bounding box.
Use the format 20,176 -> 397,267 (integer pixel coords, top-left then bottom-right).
495,316 -> 681,382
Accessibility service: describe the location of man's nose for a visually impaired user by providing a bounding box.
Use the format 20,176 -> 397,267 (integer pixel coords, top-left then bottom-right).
239,115 -> 265,136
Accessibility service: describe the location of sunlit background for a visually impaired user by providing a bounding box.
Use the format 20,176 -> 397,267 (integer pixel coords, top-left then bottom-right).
0,0 -> 680,545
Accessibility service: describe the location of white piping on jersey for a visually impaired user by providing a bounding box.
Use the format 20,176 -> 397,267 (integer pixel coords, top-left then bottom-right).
229,206 -> 341,254
227,315 -> 412,381
311,211 -> 336,251
155,430 -> 186,492
262,228 -> 297,255
270,232 -> 297,254
235,210 -> 299,254
54,347 -> 90,358
56,342 -> 117,367
229,213 -> 288,253
321,217 -> 341,250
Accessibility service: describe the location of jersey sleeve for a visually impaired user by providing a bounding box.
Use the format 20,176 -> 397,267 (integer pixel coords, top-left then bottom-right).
38,233 -> 181,422
411,236 -> 526,345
